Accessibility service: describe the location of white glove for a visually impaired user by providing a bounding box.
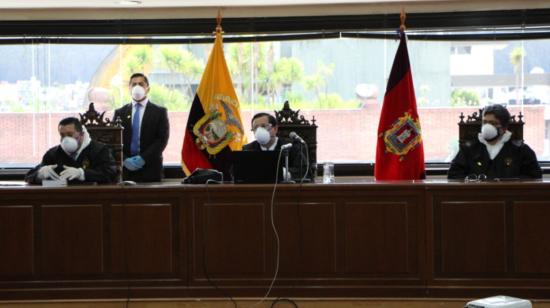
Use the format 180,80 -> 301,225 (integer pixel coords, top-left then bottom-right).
37,164 -> 60,180
60,165 -> 85,181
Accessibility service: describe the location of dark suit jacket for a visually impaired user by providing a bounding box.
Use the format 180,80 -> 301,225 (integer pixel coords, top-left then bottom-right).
243,138 -> 310,180
114,101 -> 169,182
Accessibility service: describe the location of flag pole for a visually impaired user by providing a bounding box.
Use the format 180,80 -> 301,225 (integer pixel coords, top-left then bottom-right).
400,8 -> 407,32
215,9 -> 223,33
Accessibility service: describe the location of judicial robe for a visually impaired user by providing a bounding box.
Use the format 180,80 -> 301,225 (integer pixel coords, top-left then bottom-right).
243,138 -> 310,180
448,139 -> 542,180
25,140 -> 117,184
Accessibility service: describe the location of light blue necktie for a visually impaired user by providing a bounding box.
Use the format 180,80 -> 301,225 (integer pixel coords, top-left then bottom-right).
130,103 -> 142,156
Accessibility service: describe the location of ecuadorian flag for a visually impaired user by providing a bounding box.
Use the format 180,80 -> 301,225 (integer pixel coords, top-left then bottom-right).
181,26 -> 246,177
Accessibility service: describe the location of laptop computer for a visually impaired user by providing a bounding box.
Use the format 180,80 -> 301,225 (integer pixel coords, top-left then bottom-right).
231,150 -> 284,184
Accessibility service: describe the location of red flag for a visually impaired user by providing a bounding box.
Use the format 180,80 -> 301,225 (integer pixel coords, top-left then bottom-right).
375,31 -> 425,180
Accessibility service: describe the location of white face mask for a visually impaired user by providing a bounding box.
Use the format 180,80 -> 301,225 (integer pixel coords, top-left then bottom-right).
131,85 -> 147,101
61,136 -> 79,154
481,123 -> 499,141
254,127 -> 271,146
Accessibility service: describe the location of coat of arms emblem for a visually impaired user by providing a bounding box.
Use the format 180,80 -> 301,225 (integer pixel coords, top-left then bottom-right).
380,112 -> 422,161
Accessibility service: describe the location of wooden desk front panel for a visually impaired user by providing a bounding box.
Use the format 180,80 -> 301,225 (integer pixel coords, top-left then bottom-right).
187,184 -> 425,297
1,182 -> 550,300
427,183 -> 550,297
0,187 -> 185,299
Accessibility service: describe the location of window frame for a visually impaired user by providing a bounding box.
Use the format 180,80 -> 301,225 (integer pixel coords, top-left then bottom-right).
1,8 -> 550,178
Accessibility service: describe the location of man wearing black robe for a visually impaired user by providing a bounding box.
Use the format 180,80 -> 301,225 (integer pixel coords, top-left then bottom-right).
26,117 -> 117,184
448,104 -> 542,180
243,112 -> 309,181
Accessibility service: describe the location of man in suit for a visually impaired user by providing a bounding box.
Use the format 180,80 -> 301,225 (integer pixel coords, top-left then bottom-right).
243,112 -> 308,180
114,73 -> 170,182
448,104 -> 541,180
25,117 -> 117,184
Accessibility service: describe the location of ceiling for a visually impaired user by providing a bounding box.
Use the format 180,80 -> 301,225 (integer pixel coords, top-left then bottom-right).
0,0 -> 548,20
0,0 -> 458,9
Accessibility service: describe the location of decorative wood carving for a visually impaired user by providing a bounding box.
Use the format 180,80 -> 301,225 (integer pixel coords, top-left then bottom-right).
458,108 -> 524,145
275,101 -> 318,178
79,102 -> 124,182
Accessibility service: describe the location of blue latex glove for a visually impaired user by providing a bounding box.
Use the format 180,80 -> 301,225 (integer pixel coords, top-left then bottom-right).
123,156 -> 145,171
132,155 -> 145,168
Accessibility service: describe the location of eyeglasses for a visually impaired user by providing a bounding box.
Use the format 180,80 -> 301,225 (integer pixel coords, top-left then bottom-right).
251,123 -> 272,132
464,174 -> 488,183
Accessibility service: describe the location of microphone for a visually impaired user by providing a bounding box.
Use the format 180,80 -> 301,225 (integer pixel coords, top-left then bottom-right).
289,131 -> 306,144
281,143 -> 293,150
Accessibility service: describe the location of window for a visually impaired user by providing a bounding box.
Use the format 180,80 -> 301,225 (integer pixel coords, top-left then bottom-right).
1,36 -> 549,167
451,45 -> 472,55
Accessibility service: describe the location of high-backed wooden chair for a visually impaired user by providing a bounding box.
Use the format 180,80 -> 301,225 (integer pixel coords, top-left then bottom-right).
79,103 -> 123,183
458,108 -> 524,146
275,101 -> 318,179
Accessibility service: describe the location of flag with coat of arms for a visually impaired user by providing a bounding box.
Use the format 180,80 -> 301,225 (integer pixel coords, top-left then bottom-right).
375,25 -> 425,180
181,20 -> 247,177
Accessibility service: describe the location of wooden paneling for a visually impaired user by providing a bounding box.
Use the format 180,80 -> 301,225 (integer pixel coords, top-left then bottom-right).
1,182 -> 550,300
513,201 -> 550,274
40,205 -> 103,276
195,201 -> 266,276
276,202 -> 337,275
436,201 -> 507,275
0,206 -> 34,277
343,201 -> 414,275
111,203 -> 174,275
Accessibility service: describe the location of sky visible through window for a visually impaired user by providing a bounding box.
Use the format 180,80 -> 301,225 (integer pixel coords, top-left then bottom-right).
0,37 -> 549,166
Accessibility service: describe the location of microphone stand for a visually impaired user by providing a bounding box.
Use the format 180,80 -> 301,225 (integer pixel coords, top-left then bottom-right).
280,146 -> 295,184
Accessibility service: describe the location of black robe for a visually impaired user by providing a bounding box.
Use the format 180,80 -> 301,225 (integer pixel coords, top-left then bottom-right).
447,139 -> 542,180
25,140 -> 118,184
243,138 -> 310,181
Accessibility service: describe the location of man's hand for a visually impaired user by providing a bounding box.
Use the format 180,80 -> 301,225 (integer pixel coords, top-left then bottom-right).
37,164 -> 61,180
123,156 -> 145,171
60,165 -> 85,181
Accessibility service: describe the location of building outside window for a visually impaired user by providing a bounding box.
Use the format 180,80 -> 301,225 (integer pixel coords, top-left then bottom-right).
0,37 -> 549,167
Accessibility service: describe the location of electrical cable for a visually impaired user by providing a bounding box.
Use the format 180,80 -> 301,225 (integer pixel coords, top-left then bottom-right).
202,179 -> 239,308
271,297 -> 299,308
250,147 -> 284,307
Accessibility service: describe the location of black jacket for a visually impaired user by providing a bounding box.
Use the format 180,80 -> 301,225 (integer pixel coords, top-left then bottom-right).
25,140 -> 117,184
243,138 -> 310,180
448,139 -> 542,180
114,101 -> 170,182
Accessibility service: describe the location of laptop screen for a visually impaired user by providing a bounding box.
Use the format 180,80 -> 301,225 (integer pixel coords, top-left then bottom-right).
231,150 -> 284,184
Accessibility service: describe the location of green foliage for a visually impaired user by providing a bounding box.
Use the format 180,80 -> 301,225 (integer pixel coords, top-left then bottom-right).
105,42 -> 356,112
227,42 -> 271,105
271,58 -> 304,86
316,93 -> 358,109
148,84 -> 189,112
107,45 -> 202,112
159,46 -> 204,97
4,100 -> 27,112
450,88 -> 480,107
123,45 -> 153,77
417,85 -> 431,107
226,42 -> 304,104
509,46 -> 526,98
303,61 -> 335,99
509,47 -> 526,73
